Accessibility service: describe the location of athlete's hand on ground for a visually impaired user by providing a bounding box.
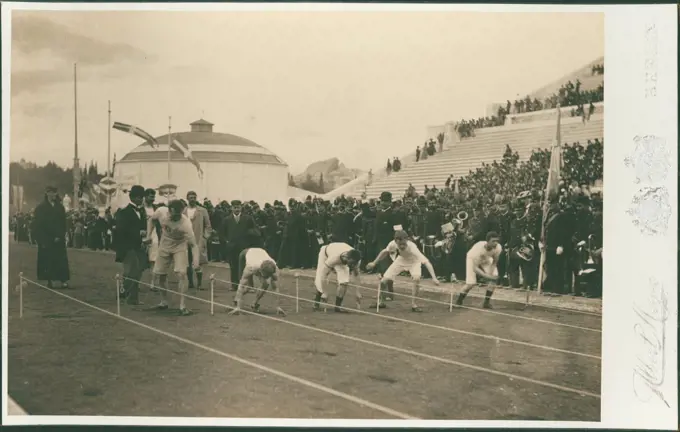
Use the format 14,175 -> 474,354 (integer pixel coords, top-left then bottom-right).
366,262 -> 376,271
433,279 -> 440,286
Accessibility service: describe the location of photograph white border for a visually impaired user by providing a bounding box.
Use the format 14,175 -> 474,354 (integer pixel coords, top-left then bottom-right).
2,2 -> 677,429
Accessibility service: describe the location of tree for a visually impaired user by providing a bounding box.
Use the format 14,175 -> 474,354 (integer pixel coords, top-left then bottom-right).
318,173 -> 325,193
300,173 -> 324,194
288,173 -> 297,187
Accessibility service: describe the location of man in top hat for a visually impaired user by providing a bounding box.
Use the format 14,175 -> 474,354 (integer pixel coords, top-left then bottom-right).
220,200 -> 258,290
184,191 -> 212,290
34,185 -> 70,289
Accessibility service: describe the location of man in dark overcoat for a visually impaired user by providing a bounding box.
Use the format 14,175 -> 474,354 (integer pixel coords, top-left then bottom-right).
220,200 -> 259,290
114,185 -> 148,305
34,185 -> 70,288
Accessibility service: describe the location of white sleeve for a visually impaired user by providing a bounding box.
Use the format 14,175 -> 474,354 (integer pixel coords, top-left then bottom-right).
152,207 -> 167,221
413,244 -> 429,264
184,218 -> 197,246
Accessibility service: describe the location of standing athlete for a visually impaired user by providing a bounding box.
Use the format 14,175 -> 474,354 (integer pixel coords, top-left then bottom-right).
367,230 -> 439,312
143,188 -> 160,292
456,231 -> 502,309
314,242 -> 362,312
145,199 -> 199,316
229,247 -> 285,316
184,191 -> 212,290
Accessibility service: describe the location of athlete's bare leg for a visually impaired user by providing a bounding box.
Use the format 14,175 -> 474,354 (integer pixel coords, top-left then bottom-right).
411,275 -> 422,311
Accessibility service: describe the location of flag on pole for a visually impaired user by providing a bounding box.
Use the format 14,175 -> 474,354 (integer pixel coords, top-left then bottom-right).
537,105 -> 563,295
112,122 -> 158,148
170,136 -> 204,178
544,107 -> 562,203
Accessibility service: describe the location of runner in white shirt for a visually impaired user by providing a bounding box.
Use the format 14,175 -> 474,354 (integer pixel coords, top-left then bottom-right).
145,199 -> 199,316
366,230 -> 439,312
229,247 -> 285,316
314,242 -> 362,312
456,231 -> 502,309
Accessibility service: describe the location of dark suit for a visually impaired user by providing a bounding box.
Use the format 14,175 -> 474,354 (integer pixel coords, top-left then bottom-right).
34,198 -> 70,283
544,210 -> 574,294
115,204 -> 148,303
220,213 -> 257,288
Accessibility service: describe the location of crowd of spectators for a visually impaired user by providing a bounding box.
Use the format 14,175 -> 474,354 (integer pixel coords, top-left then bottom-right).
429,139 -> 603,208
386,157 -> 402,175
451,72 -> 605,139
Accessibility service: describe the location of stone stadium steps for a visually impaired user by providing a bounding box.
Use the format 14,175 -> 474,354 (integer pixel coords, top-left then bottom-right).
363,117 -> 603,200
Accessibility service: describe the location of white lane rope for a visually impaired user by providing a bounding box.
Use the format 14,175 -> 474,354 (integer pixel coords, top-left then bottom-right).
208,277 -> 600,361
386,278 -> 603,318
11,242 -> 603,318
16,277 -> 418,420
292,275 -> 601,333
121,276 -> 601,398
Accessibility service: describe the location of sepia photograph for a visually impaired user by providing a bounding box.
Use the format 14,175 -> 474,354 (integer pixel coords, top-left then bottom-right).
2,3 -> 676,428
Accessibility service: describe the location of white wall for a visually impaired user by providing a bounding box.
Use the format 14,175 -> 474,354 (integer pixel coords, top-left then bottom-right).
115,161 -> 288,205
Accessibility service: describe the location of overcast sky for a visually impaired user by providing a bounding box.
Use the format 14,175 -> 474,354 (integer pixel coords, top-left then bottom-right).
10,9 -> 603,174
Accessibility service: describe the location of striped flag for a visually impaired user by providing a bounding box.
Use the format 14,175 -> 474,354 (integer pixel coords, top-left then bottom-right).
544,106 -> 562,203
170,136 -> 204,178
112,122 -> 158,148
537,106 -> 563,295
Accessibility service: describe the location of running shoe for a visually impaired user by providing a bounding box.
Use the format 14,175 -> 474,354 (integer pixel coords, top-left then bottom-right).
179,308 -> 193,316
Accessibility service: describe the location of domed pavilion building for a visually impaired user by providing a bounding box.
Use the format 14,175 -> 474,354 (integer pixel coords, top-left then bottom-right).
114,119 -> 289,204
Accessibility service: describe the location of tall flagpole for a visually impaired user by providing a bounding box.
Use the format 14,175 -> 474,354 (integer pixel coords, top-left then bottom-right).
106,100 -> 112,207
536,104 -> 562,296
167,116 -> 172,183
107,101 -> 111,176
73,63 -> 81,211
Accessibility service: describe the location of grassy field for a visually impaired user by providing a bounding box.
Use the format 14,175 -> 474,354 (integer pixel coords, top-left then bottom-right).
7,241 -> 602,420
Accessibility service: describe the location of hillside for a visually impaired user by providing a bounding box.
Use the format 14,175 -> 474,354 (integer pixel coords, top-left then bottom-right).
293,158 -> 363,194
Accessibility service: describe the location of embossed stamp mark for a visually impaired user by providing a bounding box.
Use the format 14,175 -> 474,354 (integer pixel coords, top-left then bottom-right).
627,186 -> 671,236
624,135 -> 671,184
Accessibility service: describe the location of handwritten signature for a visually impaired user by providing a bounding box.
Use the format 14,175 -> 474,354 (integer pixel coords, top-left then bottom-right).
632,278 -> 670,408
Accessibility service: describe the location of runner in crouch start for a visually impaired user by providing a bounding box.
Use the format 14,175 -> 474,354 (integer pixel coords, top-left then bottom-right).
456,231 -> 502,309
314,242 -> 362,312
229,247 -> 285,316
366,230 -> 439,312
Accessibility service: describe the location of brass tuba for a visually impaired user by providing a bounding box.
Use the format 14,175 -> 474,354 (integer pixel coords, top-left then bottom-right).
452,210 -> 468,229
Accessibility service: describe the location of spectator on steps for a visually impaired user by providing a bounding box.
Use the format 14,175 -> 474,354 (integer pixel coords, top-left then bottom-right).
416,146 -> 421,162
